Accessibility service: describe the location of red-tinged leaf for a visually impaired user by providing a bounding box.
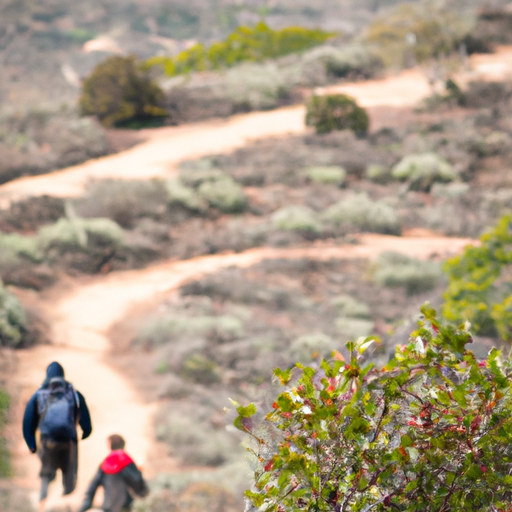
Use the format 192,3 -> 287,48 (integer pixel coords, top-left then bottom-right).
264,459 -> 274,471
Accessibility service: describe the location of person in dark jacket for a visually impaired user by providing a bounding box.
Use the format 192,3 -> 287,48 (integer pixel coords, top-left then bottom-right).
22,361 -> 92,509
79,434 -> 149,512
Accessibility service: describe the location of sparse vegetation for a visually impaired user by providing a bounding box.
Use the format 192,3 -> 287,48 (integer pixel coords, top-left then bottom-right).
322,193 -> 401,235
302,166 -> 346,186
305,94 -> 369,135
79,56 -> 168,127
146,22 -> 333,76
272,206 -> 320,233
373,252 -> 443,295
0,281 -> 28,348
0,388 -> 10,477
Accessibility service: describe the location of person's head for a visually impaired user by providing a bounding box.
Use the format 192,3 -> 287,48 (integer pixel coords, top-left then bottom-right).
42,362 -> 65,387
108,434 -> 126,451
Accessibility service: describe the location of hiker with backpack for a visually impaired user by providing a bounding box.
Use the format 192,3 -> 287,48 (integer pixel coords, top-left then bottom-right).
79,433 -> 149,512
22,361 -> 92,510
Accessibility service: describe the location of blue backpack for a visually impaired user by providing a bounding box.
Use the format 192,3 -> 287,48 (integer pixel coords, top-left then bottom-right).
37,377 -> 79,442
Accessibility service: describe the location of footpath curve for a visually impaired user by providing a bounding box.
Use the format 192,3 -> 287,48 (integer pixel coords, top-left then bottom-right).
11,234 -> 475,509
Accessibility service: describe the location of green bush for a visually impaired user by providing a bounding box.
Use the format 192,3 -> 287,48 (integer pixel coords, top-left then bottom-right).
272,206 -> 320,233
38,217 -> 124,253
180,353 -> 221,385
365,164 -> 392,184
392,153 -> 457,192
197,176 -> 248,213
331,295 -> 371,319
373,251 -> 443,295
0,389 -> 10,478
79,55 -> 168,127
302,166 -> 346,185
165,179 -> 207,213
146,22 -> 332,76
289,333 -> 337,364
335,317 -> 374,340
443,215 -> 512,340
0,281 -> 28,348
321,193 -> 401,235
0,233 -> 42,264
305,94 -> 369,136
74,180 -> 168,228
234,305 -> 512,512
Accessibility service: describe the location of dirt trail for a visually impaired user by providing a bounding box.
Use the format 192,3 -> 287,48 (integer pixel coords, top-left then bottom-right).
12,234 -> 474,509
1,47 -> 512,208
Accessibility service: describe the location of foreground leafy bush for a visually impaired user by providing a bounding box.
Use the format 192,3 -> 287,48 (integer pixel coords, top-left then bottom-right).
321,193 -> 401,235
0,389 -> 10,477
146,22 -> 332,76
79,56 -> 168,127
306,94 -> 369,136
392,153 -> 457,192
373,252 -> 442,295
234,304 -> 512,512
443,215 -> 512,340
0,281 -> 28,348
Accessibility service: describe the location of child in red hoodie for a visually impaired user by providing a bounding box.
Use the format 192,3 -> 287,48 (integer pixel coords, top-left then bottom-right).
79,434 -> 149,512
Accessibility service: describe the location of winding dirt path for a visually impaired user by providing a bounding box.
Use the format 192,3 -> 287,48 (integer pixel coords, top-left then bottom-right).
11,234 -> 475,509
1,46 -> 512,208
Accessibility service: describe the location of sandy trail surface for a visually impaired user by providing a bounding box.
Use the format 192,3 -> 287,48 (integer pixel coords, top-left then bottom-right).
11,234 -> 475,509
1,46 -> 512,208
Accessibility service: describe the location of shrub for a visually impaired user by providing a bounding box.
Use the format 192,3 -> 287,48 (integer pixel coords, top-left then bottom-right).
443,215 -> 512,340
335,317 -> 374,340
365,164 -> 392,184
321,193 -> 401,235
197,176 -> 248,213
165,179 -> 207,213
74,180 -> 168,228
272,206 -> 320,233
331,295 -> 371,319
0,389 -> 10,477
302,166 -> 346,186
146,22 -> 332,76
305,94 -> 369,136
234,305 -> 512,512
79,55 -> 168,127
0,281 -> 28,348
181,353 -> 222,385
373,251 -> 443,295
38,217 -> 124,253
289,333 -> 338,364
0,233 -> 42,263
392,152 -> 457,192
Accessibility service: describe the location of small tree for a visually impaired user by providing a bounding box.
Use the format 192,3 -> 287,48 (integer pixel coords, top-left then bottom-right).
234,304 -> 512,512
79,55 -> 168,127
305,94 -> 369,136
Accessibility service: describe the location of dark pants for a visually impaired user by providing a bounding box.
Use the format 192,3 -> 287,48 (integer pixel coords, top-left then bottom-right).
38,437 -> 78,500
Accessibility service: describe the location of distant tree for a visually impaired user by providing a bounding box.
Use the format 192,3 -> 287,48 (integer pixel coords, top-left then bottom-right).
79,55 -> 168,127
443,214 -> 512,341
305,94 -> 369,135
234,304 -> 512,512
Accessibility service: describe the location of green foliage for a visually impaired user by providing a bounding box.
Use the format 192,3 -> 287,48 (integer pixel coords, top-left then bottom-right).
331,295 -> 371,319
365,3 -> 473,67
146,22 -> 332,76
180,353 -> 221,385
302,166 -> 346,186
165,179 -> 207,213
234,304 -> 512,512
79,56 -> 168,127
0,389 -> 10,478
38,216 -> 124,253
373,252 -> 442,295
272,206 -> 320,233
0,281 -> 28,348
197,176 -> 248,213
321,193 -> 401,235
305,94 -> 369,136
443,215 -> 512,340
392,153 -> 457,192
0,232 -> 42,265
